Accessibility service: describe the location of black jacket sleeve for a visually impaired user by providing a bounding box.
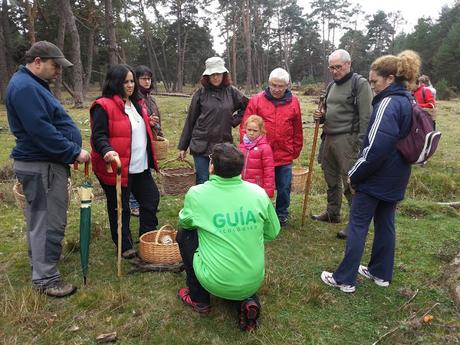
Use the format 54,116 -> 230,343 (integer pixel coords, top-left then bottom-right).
231,87 -> 249,128
90,104 -> 114,156
177,89 -> 202,151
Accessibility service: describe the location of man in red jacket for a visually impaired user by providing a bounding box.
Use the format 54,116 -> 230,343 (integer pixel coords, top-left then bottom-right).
240,68 -> 303,226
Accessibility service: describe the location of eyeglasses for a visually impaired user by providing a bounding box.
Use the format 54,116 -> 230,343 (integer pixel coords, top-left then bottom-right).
328,64 -> 343,71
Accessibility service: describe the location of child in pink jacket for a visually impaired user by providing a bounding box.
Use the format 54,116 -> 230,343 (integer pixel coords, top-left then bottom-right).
238,115 -> 275,197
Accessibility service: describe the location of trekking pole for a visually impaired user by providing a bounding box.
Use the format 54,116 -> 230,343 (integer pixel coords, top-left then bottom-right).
301,94 -> 325,227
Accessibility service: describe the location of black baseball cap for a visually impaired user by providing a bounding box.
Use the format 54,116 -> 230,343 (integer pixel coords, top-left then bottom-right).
25,41 -> 73,67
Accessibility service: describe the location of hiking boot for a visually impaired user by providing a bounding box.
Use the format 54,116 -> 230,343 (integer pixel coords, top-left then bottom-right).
177,287 -> 210,315
311,212 -> 340,223
336,228 -> 348,239
358,265 -> 390,287
35,280 -> 77,298
122,248 -> 137,259
320,271 -> 355,293
239,296 -> 261,332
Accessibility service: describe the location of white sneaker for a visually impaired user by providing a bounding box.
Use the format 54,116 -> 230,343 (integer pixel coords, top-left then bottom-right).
358,265 -> 390,287
321,271 -> 356,293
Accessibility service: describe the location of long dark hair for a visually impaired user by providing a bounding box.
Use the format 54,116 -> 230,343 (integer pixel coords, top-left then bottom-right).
102,64 -> 139,101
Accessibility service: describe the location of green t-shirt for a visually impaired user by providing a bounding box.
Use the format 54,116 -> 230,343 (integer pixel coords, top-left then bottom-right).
179,174 -> 280,300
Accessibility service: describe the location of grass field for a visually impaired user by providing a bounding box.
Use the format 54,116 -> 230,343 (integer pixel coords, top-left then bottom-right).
0,90 -> 459,345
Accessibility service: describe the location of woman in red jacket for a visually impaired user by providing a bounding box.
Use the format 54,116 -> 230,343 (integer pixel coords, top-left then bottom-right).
238,115 -> 275,197
90,64 -> 160,259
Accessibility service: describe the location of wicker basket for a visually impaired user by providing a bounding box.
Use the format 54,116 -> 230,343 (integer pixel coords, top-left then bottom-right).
291,167 -> 309,194
13,178 -> 72,210
139,224 -> 182,264
153,136 -> 169,161
159,159 -> 195,195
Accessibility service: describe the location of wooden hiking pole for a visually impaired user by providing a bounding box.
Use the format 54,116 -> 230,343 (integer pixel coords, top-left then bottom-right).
114,157 -> 122,278
106,156 -> 123,277
301,94 -> 325,227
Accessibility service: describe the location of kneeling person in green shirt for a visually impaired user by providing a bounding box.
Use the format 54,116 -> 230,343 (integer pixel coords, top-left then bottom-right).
177,143 -> 280,331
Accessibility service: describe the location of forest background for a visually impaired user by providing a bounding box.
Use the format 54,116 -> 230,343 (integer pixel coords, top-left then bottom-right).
1,0 -> 460,106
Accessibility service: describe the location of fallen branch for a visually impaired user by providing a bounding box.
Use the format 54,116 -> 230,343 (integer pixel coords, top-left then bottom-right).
398,288 -> 419,311
436,201 -> 460,208
154,92 -> 192,98
372,326 -> 399,345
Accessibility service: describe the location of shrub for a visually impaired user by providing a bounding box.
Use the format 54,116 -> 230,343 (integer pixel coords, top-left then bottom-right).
435,79 -> 457,100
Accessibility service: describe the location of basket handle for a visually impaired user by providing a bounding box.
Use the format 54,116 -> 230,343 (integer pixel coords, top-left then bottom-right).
153,224 -> 176,244
154,135 -> 167,142
159,158 -> 194,170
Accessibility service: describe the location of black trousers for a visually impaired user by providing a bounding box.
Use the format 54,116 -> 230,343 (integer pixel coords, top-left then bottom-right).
176,229 -> 259,307
176,229 -> 211,304
99,170 -> 160,253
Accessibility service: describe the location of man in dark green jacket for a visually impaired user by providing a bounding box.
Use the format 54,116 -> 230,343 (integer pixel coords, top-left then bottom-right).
176,143 -> 280,332
312,49 -> 372,239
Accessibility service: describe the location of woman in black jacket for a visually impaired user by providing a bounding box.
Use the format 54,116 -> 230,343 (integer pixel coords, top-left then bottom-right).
177,57 -> 248,184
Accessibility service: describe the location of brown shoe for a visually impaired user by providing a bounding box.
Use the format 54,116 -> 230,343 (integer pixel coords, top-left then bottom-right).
336,228 -> 348,239
35,280 -> 77,298
311,212 -> 340,223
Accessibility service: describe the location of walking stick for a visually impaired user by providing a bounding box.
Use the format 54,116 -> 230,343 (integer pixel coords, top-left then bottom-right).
114,157 -> 122,278
301,94 -> 325,227
106,156 -> 123,277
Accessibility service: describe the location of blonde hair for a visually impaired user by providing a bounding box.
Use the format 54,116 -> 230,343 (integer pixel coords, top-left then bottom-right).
370,50 -> 421,90
244,115 -> 266,134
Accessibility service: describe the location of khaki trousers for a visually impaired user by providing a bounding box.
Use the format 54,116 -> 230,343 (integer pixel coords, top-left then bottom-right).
321,133 -> 359,218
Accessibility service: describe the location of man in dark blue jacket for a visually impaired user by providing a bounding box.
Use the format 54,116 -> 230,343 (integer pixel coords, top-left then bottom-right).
6,41 -> 90,297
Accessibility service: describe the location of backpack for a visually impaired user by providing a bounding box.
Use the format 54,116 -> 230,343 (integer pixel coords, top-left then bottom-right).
325,73 -> 364,134
396,98 -> 441,165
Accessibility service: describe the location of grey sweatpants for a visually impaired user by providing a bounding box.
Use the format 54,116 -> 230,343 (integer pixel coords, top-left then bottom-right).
13,161 -> 69,288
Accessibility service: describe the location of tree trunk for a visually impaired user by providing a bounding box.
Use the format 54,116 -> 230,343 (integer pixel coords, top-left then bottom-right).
180,29 -> 188,88
105,0 -> 118,65
243,0 -> 253,92
54,11 -> 66,100
0,14 -> 8,103
231,30 -> 237,86
84,26 -> 95,95
61,0 -> 84,107
2,0 -> 15,76
176,1 -> 183,93
21,0 -> 38,44
161,41 -> 171,91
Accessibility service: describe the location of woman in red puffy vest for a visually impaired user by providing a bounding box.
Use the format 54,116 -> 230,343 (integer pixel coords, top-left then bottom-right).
90,64 -> 160,259
238,115 -> 275,198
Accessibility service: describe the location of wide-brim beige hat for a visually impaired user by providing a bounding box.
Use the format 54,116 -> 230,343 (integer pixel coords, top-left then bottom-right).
202,57 -> 228,76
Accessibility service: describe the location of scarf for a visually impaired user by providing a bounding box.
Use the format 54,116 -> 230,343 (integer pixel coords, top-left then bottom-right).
264,88 -> 293,107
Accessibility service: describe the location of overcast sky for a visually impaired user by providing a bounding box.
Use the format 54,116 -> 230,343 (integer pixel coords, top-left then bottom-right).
212,0 -> 456,54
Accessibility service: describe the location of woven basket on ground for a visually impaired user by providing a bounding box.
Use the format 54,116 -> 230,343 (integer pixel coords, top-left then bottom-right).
153,136 -> 169,161
13,178 -> 72,210
159,159 -> 195,195
291,167 -> 309,194
139,224 -> 182,265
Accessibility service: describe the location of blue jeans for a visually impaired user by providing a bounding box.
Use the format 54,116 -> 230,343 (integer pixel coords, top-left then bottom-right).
275,164 -> 292,220
193,154 -> 210,185
333,192 -> 397,286
129,193 -> 139,209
